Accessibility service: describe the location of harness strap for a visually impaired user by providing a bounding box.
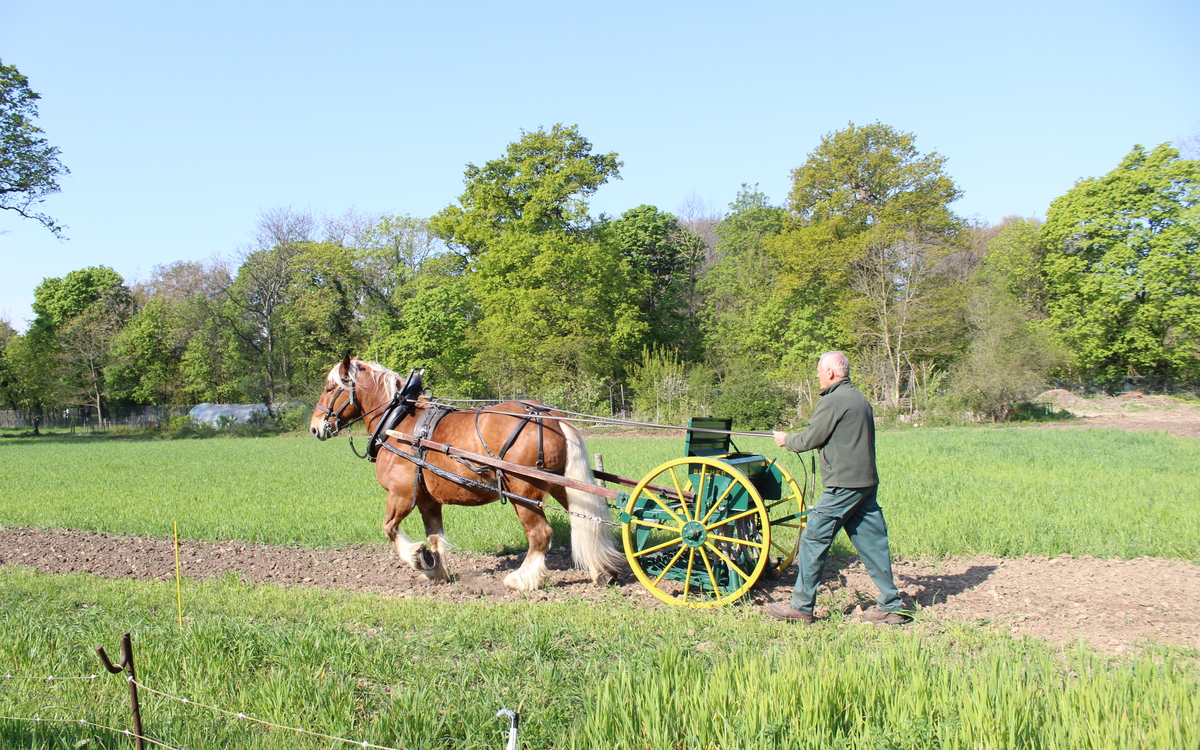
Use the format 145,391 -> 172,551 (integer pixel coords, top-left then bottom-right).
367,368 -> 428,462
474,401 -> 554,503
410,404 -> 453,503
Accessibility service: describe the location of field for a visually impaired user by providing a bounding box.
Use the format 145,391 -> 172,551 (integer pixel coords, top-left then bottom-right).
1,427 -> 1198,559
1,425 -> 1199,748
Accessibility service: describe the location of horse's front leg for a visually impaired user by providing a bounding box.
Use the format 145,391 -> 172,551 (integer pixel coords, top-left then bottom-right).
504,502 -> 552,592
382,489 -> 440,578
416,498 -> 451,583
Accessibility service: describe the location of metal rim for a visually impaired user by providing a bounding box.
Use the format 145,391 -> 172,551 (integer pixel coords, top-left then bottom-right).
763,464 -> 807,576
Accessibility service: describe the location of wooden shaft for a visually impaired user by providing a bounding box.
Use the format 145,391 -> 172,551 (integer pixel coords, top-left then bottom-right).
386,429 -> 623,500
384,430 -> 693,502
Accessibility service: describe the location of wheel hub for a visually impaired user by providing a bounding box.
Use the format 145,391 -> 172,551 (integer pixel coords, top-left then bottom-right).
681,520 -> 708,548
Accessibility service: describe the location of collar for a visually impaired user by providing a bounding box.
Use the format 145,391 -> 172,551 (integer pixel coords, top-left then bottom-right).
819,377 -> 851,397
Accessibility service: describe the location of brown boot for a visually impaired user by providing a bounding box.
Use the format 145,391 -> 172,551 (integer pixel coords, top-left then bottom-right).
861,606 -> 912,625
765,602 -> 816,624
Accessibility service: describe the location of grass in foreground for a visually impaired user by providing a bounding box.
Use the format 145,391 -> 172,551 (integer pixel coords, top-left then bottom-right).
0,568 -> 1196,749
2,427 -> 1197,561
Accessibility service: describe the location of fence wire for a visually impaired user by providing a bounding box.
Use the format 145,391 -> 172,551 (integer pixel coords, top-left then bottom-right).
0,668 -> 410,750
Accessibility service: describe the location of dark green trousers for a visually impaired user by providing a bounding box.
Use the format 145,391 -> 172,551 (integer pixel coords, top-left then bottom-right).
789,485 -> 902,614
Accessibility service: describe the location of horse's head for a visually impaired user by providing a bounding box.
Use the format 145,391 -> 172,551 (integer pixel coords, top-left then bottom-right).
310,354 -> 364,440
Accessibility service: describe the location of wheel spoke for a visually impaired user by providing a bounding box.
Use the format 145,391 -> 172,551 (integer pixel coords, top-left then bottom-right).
682,549 -> 696,602
705,507 -> 762,529
706,533 -> 764,549
628,517 -> 683,534
692,464 -> 709,521
668,466 -> 693,522
698,479 -> 737,525
698,547 -> 720,596
632,537 -> 684,558
641,490 -> 687,526
651,545 -> 688,587
705,543 -> 751,585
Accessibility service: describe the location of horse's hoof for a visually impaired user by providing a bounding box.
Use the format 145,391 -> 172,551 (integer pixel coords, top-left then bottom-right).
414,548 -> 437,571
593,572 -> 614,586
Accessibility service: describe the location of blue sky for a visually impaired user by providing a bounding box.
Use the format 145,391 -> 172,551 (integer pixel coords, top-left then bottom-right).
2,0 -> 1198,330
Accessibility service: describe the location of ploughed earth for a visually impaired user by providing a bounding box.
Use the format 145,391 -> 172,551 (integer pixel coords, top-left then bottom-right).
2,530 -> 1196,654
2,392 -> 1197,654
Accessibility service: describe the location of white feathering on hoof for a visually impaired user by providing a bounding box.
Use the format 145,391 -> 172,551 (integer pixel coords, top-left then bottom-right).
560,421 -> 624,583
496,709 -> 519,750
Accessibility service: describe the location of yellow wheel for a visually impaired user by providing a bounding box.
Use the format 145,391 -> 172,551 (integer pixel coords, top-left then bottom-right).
621,457 -> 770,608
762,463 -> 808,576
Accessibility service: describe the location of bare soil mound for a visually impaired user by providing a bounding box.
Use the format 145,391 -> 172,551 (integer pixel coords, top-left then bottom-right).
1034,390 -> 1200,439
2,527 -> 1195,654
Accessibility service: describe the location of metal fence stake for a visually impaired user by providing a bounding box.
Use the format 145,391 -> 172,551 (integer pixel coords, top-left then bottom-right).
97,632 -> 144,750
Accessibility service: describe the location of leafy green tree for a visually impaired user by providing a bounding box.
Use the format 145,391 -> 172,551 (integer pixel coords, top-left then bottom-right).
628,345 -> 707,425
352,214 -> 441,311
15,266 -> 132,412
947,223 -> 1067,421
598,204 -> 697,347
469,232 -> 647,394
106,299 -> 184,404
701,186 -> 788,372
0,324 -> 67,409
59,285 -> 134,416
431,125 -> 645,395
710,367 -> 793,430
0,59 -> 69,237
975,217 -> 1045,312
284,241 -> 364,390
1041,143 -> 1200,384
367,279 -> 481,396
430,124 -> 621,256
774,122 -> 966,404
31,266 -> 125,329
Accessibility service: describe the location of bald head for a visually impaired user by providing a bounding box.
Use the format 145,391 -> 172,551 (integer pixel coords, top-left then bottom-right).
818,351 -> 850,378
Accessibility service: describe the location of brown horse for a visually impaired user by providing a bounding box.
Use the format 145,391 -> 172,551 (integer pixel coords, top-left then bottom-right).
309,356 -> 622,591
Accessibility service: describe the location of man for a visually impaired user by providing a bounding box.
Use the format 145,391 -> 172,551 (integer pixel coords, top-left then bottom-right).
765,351 -> 909,625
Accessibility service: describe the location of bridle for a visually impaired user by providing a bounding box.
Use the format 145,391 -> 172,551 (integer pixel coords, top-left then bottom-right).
315,373 -> 363,438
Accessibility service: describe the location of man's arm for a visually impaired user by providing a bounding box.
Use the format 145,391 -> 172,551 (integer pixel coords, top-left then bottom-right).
775,400 -> 839,453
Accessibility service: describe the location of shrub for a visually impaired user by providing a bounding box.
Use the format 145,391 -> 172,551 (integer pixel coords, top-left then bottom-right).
710,369 -> 793,431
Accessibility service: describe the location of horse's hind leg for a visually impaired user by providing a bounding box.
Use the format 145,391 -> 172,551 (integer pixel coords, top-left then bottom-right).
416,499 -> 451,583
504,503 -> 552,592
382,489 -> 440,576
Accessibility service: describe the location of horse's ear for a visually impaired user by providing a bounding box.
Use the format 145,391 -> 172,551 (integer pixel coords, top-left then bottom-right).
340,353 -> 352,378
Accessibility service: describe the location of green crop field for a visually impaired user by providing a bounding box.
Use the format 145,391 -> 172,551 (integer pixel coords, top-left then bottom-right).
1,427 -> 1197,560
1,427 -> 1199,748
0,569 -> 1195,749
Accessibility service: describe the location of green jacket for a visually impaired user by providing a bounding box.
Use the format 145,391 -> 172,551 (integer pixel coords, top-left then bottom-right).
783,378 -> 878,488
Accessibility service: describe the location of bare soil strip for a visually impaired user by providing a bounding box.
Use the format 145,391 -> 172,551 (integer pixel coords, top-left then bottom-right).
2,527 -> 1196,654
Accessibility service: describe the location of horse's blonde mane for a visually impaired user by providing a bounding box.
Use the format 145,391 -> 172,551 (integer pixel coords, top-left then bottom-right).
325,359 -> 401,400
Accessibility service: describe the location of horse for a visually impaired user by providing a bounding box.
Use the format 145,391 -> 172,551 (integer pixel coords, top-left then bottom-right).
309,355 -> 623,591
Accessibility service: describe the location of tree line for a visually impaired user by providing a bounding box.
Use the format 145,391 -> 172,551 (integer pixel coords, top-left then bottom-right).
2,121 -> 1197,428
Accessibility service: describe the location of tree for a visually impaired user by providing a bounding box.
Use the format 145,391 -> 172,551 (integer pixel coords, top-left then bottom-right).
701,186 -> 787,372
430,125 -> 644,394
775,122 -> 966,406
223,207 -> 321,409
430,124 -> 621,256
1041,143 -> 1200,384
19,265 -> 133,414
468,232 -> 647,393
31,266 -> 125,329
598,205 -> 692,347
59,286 -> 134,417
0,59 -> 69,237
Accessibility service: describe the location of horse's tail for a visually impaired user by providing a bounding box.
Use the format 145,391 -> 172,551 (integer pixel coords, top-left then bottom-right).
561,420 -> 624,582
